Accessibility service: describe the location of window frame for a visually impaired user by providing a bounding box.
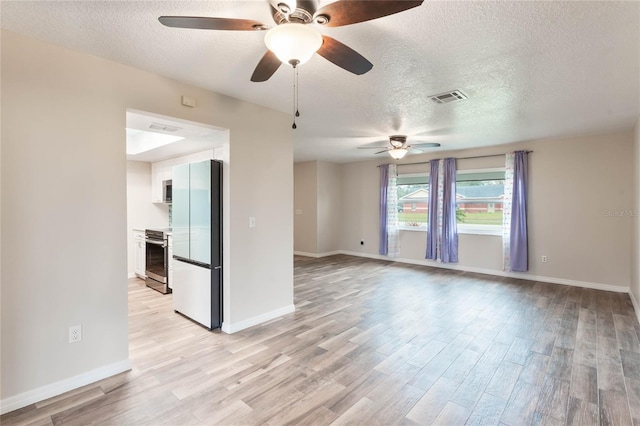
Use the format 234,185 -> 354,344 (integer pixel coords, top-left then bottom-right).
396,173 -> 429,231
395,168 -> 505,236
456,168 -> 505,236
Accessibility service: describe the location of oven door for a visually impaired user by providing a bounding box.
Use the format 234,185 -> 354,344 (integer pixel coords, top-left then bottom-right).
145,238 -> 167,284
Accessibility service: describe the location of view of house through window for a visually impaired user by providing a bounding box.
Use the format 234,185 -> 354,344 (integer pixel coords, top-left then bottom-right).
396,170 -> 505,232
397,183 -> 429,228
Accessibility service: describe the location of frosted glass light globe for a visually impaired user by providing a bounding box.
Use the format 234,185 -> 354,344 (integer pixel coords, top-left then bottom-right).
388,148 -> 408,160
264,23 -> 323,65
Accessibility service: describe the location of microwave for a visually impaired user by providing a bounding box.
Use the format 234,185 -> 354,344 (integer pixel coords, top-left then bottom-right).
162,179 -> 172,204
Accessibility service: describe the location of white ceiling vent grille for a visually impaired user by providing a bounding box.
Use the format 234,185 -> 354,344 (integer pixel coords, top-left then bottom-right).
149,122 -> 182,132
430,90 -> 467,104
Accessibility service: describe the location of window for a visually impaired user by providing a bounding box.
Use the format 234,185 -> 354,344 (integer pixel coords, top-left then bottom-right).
395,169 -> 505,234
396,175 -> 429,229
456,169 -> 505,235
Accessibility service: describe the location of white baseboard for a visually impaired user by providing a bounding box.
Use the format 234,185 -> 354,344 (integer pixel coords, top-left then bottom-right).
221,304 -> 296,334
339,250 -> 629,294
294,251 -> 341,258
630,290 -> 640,325
0,359 -> 132,415
128,273 -> 146,280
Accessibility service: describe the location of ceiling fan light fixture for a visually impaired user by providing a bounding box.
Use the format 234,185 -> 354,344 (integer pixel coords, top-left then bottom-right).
264,23 -> 322,65
388,148 -> 408,160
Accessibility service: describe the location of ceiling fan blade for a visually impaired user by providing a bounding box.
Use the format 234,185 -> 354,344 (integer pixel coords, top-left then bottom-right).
357,146 -> 388,149
251,50 -> 282,82
317,36 -> 373,75
314,1 -> 423,27
375,149 -> 391,155
409,148 -> 424,154
412,142 -> 441,148
159,16 -> 269,31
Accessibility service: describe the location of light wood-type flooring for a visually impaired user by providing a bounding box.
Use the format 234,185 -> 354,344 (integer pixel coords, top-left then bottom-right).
3,255 -> 640,425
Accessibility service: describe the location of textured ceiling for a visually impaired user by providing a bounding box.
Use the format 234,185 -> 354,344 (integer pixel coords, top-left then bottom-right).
2,1 -> 639,163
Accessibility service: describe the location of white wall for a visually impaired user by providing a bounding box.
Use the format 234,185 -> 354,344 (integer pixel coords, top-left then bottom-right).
317,162 -> 342,254
294,161 -> 318,254
339,131 -> 634,291
340,160 -> 384,255
226,117 -> 293,326
1,30 -> 293,408
631,118 -> 640,318
126,161 -> 169,277
293,161 -> 342,255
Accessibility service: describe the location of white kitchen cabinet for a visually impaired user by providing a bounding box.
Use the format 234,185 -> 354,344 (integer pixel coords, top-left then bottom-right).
167,234 -> 173,290
133,230 -> 146,278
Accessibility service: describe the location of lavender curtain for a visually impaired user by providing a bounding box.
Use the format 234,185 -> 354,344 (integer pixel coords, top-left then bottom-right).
379,164 -> 389,255
425,160 -> 439,260
441,158 -> 458,263
510,151 -> 528,271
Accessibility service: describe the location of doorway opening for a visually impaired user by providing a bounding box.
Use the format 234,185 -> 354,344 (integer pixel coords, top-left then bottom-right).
124,108 -> 230,346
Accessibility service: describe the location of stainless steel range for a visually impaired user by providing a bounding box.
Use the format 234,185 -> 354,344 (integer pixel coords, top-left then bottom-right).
145,229 -> 171,294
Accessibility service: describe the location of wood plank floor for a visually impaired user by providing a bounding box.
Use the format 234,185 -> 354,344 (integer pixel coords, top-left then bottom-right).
3,255 -> 640,425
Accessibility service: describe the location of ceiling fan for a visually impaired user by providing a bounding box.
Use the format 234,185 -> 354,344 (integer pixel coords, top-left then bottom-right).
158,0 -> 424,82
358,135 -> 441,159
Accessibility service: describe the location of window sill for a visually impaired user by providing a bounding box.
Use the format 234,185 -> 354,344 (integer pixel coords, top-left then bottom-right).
458,225 -> 502,236
399,226 -> 427,232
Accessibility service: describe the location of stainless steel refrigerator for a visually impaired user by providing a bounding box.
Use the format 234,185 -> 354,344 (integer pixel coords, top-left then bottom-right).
171,160 -> 222,329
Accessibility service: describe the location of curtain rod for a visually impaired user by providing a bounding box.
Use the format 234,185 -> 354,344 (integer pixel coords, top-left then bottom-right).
376,150 -> 533,167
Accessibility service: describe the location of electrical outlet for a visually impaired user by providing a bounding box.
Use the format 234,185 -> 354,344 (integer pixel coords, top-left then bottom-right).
69,325 -> 82,343
541,256 -> 548,263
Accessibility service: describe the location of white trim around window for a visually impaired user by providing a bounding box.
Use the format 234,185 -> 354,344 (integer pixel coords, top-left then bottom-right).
397,168 -> 506,236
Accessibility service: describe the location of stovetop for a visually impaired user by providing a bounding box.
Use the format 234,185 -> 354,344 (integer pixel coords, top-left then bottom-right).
145,228 -> 172,239
146,227 -> 172,233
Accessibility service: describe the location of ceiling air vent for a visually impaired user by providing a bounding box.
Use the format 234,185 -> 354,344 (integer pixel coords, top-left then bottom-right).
149,122 -> 182,133
430,90 -> 467,104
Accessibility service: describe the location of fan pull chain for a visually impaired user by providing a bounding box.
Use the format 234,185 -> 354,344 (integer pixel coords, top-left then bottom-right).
291,60 -> 300,129
296,64 -> 300,118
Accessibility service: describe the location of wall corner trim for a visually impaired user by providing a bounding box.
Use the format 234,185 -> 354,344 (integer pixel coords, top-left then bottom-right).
0,359 -> 132,415
629,290 -> 640,326
221,304 -> 296,334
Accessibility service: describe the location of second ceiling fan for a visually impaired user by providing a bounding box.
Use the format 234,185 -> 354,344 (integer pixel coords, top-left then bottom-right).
159,0 -> 424,82
358,135 -> 441,159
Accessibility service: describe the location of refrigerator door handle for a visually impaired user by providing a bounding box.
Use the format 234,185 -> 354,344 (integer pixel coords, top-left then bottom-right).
173,256 -> 211,269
